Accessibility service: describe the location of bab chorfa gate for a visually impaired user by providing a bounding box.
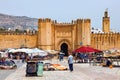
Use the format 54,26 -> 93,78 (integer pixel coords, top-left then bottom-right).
0,10 -> 120,56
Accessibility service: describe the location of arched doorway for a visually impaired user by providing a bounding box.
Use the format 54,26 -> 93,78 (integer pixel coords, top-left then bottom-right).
60,43 -> 68,56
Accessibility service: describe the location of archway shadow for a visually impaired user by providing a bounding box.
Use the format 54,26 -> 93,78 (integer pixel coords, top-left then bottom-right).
61,43 -> 68,56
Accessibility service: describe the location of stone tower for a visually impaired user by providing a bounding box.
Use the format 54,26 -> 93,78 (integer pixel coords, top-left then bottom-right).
76,19 -> 91,48
102,9 -> 110,33
38,18 -> 53,50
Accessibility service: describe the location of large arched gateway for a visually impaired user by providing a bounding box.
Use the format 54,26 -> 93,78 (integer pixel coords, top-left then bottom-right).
38,18 -> 91,53
57,39 -> 71,56
60,43 -> 68,56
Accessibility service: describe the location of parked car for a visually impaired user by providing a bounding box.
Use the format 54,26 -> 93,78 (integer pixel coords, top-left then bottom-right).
0,60 -> 17,69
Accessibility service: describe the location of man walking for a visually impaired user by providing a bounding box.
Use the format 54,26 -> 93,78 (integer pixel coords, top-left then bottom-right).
68,53 -> 74,72
59,51 -> 64,61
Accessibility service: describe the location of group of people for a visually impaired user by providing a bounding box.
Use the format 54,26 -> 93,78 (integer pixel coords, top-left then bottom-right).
9,53 -> 28,63
74,53 -> 90,63
58,51 -> 113,72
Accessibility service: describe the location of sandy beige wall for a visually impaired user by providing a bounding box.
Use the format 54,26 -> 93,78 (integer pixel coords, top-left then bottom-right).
91,33 -> 120,50
0,34 -> 37,49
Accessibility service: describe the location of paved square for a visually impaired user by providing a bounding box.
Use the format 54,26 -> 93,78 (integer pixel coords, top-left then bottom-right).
4,59 -> 120,80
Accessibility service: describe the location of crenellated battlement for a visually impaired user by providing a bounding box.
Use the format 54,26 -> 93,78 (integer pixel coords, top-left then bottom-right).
84,19 -> 91,23
52,19 -> 76,25
52,20 -> 57,23
38,18 -> 51,23
91,32 -> 120,35
76,19 -> 84,23
55,22 -> 73,25
75,18 -> 91,24
38,18 -> 91,25
0,31 -> 37,35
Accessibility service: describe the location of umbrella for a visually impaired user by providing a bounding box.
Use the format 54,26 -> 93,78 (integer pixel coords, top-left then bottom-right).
8,49 -> 17,53
8,48 -> 32,53
31,48 -> 48,56
8,48 -> 48,57
73,46 -> 102,53
0,51 -> 7,57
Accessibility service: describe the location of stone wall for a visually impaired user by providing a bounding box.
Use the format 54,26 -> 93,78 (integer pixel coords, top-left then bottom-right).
0,34 -> 37,49
91,32 -> 120,50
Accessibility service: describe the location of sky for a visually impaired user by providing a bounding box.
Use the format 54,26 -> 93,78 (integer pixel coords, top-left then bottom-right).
0,0 -> 120,31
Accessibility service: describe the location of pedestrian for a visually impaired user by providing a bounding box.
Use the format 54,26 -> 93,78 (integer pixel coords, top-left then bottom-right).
59,51 -> 64,61
106,59 -> 112,67
21,54 -> 25,63
17,55 -> 20,63
10,54 -> 13,60
30,54 -> 33,60
68,53 -> 74,72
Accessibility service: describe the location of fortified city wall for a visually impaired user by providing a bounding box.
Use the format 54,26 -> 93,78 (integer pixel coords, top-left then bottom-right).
0,10 -> 120,51
0,32 -> 37,49
91,32 -> 120,50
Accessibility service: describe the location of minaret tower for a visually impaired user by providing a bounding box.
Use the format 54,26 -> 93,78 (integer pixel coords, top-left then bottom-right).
102,9 -> 110,33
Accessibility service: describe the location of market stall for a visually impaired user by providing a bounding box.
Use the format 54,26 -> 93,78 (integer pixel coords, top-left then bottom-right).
73,46 -> 102,63
103,52 -> 120,67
